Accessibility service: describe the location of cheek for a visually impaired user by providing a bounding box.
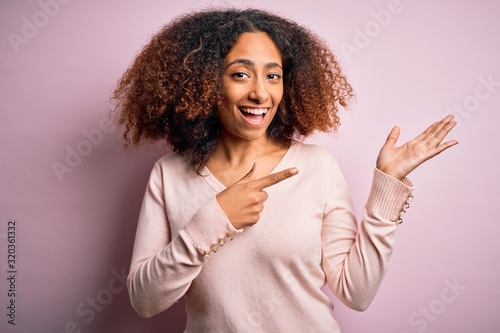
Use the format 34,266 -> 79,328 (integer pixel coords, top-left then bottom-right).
272,86 -> 284,104
225,86 -> 247,104
217,101 -> 236,127
221,79 -> 243,104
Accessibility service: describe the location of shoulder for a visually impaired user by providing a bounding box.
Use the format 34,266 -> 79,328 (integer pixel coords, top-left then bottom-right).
289,141 -> 345,183
292,141 -> 339,166
155,151 -> 188,166
152,151 -> 196,178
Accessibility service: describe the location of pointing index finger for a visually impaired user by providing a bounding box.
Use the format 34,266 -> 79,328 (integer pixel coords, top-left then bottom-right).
254,167 -> 299,190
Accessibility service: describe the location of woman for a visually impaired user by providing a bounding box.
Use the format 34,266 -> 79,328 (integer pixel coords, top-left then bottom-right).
113,8 -> 458,332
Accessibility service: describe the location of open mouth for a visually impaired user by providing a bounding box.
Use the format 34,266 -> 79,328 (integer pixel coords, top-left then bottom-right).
239,107 -> 268,123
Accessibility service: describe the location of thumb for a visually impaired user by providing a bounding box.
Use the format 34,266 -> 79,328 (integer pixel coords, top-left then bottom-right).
235,163 -> 258,184
383,126 -> 400,149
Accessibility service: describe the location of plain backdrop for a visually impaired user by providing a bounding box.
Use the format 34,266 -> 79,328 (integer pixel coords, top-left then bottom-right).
1,0 -> 499,332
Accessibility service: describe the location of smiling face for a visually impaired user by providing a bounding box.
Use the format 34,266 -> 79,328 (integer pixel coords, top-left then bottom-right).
218,31 -> 284,143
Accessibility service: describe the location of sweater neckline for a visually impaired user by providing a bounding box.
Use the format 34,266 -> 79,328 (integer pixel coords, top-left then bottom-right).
201,141 -> 299,192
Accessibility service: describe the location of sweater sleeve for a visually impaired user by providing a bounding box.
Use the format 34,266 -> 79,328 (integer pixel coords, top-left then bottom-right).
127,164 -> 241,318
321,165 -> 414,311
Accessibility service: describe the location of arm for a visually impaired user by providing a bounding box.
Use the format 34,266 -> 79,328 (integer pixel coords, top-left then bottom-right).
127,164 -> 240,318
321,166 -> 413,311
322,115 -> 457,310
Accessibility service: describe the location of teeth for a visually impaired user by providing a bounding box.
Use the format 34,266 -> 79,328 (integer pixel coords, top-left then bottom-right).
240,107 -> 268,115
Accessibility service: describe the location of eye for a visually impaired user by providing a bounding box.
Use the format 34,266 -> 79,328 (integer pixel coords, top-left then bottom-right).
231,72 -> 250,79
267,73 -> 281,80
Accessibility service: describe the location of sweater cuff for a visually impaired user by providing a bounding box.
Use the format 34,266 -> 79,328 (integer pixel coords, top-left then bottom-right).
366,169 -> 415,223
180,196 -> 242,259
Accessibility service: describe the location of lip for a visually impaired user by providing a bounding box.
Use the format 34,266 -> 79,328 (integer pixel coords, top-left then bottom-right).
238,106 -> 271,126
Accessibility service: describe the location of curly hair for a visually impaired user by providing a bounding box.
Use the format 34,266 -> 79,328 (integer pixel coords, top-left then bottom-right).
113,8 -> 354,172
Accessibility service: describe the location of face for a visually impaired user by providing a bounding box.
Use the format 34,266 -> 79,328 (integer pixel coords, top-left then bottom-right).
218,32 -> 283,143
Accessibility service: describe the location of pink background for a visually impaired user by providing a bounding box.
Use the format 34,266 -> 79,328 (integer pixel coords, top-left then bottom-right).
1,0 -> 499,332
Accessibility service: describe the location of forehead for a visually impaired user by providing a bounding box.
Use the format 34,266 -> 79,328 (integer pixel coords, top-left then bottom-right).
224,32 -> 282,65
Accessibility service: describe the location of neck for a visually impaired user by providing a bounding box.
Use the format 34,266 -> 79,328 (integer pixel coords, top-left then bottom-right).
206,132 -> 290,186
214,134 -> 276,167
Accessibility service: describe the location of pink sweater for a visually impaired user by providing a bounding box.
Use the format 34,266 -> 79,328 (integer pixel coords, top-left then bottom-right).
127,142 -> 414,332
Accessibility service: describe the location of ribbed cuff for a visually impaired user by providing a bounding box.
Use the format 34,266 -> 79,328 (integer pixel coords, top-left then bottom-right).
181,196 -> 242,257
366,169 -> 415,222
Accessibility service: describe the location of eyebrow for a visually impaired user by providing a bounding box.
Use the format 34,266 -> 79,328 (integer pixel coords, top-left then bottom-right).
224,58 -> 282,70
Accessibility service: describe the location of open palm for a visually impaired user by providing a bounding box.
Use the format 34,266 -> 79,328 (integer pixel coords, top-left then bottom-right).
376,115 -> 459,181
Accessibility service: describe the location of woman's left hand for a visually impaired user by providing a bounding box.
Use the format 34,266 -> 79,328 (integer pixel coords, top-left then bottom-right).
376,115 -> 459,181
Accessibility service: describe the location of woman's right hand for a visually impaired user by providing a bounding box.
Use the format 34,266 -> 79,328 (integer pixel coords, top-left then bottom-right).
216,164 -> 298,229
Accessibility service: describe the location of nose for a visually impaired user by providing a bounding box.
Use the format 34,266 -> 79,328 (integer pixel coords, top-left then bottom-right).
248,77 -> 269,104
